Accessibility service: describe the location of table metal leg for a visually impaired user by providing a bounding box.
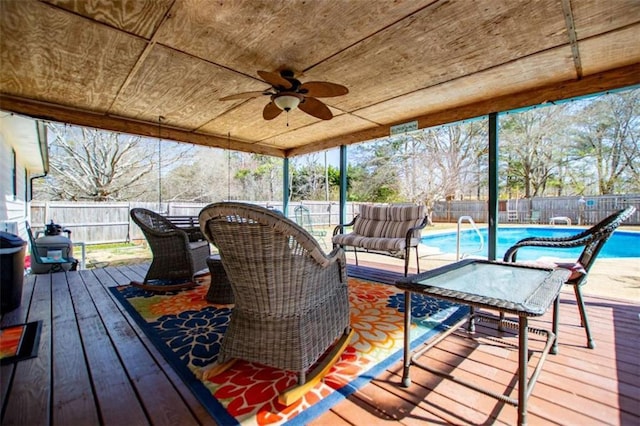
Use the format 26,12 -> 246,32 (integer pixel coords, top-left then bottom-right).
402,290 -> 412,387
552,296 -> 559,355
403,308 -> 554,426
518,316 -> 528,426
468,306 -> 476,332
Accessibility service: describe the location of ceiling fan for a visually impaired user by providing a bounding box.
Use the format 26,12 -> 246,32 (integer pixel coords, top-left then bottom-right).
220,70 -> 348,121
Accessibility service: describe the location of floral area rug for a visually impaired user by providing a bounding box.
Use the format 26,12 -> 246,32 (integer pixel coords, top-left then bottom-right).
110,276 -> 467,425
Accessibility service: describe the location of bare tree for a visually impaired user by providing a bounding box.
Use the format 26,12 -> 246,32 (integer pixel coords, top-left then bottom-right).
500,107 -> 568,198
39,123 -> 188,201
409,121 -> 486,204
231,153 -> 283,201
570,90 -> 639,194
348,140 -> 403,202
163,147 -> 230,202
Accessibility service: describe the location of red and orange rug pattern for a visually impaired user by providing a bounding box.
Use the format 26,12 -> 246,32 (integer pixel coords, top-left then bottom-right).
0,321 -> 41,365
111,276 -> 466,425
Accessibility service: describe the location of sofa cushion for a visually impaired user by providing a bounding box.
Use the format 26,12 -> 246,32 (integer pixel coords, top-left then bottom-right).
352,205 -> 388,237
332,233 -> 409,251
334,204 -> 426,252
517,259 -> 586,282
381,205 -> 426,239
352,204 -> 425,239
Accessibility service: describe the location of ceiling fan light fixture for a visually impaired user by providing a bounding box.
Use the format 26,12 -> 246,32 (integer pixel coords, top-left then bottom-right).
273,94 -> 301,111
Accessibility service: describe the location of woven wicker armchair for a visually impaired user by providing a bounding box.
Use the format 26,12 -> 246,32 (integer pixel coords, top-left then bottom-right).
130,208 -> 210,291
199,202 -> 353,405
504,205 -> 636,349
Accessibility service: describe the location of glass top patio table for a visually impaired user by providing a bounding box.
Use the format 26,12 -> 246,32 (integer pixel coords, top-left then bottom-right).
396,258 -> 571,426
396,258 -> 567,316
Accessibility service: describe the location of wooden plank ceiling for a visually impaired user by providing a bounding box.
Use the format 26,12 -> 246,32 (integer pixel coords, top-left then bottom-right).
1,0 -> 639,158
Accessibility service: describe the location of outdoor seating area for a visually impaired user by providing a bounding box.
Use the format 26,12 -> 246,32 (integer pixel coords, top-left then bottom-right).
1,257 -> 638,425
2,1 -> 640,424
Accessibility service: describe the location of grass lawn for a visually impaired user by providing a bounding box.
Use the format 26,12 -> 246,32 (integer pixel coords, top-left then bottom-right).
81,223 -> 461,269
84,241 -> 151,268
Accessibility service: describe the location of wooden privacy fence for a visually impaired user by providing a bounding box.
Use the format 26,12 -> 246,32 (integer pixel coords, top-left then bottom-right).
29,201 -> 360,245
431,194 -> 640,225
31,195 -> 639,245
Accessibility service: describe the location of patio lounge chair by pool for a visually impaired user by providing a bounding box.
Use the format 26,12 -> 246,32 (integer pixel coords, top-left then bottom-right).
294,205 -> 328,248
199,202 -> 353,405
526,210 -> 541,224
129,208 -> 209,292
504,205 -> 636,349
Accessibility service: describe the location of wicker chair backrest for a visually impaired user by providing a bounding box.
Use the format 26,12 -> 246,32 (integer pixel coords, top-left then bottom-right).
200,202 -> 327,262
199,202 -> 339,315
503,206 -> 636,273
576,206 -> 636,271
130,208 -> 179,234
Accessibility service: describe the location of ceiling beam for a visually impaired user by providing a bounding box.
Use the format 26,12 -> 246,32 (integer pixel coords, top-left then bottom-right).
561,0 -> 582,79
0,94 -> 285,157
3,62 -> 639,160
287,62 -> 640,157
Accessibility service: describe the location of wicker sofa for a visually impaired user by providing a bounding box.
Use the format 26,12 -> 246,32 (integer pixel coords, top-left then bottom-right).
332,204 -> 429,276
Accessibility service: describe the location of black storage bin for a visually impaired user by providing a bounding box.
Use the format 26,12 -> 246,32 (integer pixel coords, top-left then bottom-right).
0,231 -> 27,314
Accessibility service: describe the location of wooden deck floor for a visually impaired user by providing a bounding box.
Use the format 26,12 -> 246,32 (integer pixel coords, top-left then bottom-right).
1,262 -> 639,425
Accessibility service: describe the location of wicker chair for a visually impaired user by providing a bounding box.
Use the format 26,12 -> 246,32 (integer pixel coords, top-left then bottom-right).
130,208 -> 210,291
504,206 -> 636,349
199,202 -> 353,405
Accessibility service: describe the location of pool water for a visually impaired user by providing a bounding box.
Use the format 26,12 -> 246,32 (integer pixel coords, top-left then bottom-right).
420,227 -> 640,260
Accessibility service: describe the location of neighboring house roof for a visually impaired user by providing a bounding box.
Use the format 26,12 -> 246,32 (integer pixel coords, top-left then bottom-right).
0,112 -> 48,174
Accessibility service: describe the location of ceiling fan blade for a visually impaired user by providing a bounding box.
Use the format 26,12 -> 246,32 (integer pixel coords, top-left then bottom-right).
299,81 -> 348,98
220,91 -> 267,101
263,102 -> 283,120
299,97 -> 333,120
257,70 -> 293,89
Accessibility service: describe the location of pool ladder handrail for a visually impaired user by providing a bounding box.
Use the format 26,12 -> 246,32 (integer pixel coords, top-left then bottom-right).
457,216 -> 484,260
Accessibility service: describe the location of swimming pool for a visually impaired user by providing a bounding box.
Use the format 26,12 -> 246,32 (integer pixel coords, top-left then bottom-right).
420,227 -> 640,260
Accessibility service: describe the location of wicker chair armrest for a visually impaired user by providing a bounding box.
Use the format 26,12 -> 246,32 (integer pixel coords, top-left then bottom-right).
323,246 -> 347,282
326,246 -> 344,260
512,232 -> 588,244
142,227 -> 190,243
503,233 -> 599,262
333,216 -> 358,236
